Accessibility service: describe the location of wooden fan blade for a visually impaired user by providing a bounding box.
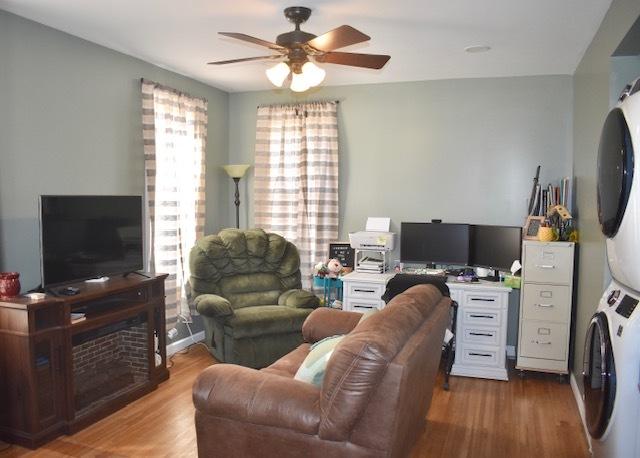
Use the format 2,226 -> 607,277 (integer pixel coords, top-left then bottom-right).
219,32 -> 285,51
305,25 -> 370,52
316,52 -> 390,69
207,55 -> 281,65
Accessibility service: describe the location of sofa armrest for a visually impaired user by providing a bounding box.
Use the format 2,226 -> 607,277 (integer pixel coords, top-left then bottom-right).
278,289 -> 320,308
302,308 -> 363,344
193,364 -> 320,434
194,294 -> 234,318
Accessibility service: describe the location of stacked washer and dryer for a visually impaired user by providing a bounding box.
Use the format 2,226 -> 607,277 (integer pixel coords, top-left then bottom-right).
584,77 -> 640,458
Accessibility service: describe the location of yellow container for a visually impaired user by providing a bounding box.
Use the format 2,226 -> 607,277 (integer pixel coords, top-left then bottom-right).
537,226 -> 557,242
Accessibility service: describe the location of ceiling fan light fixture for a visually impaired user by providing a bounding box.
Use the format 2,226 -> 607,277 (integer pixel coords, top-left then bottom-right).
301,61 -> 326,87
266,62 -> 291,87
290,71 -> 311,92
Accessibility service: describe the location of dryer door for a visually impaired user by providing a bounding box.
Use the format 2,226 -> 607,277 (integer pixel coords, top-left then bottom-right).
597,107 -> 634,238
583,312 -> 616,439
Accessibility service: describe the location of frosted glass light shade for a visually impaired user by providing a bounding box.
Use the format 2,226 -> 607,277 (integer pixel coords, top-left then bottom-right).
265,62 -> 290,87
301,62 -> 326,87
222,164 -> 251,178
290,72 -> 310,92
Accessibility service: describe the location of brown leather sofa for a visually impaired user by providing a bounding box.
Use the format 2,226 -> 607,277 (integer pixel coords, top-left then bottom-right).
192,284 -> 450,457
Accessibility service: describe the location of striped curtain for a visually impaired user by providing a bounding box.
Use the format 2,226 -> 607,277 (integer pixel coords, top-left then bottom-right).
254,101 -> 339,287
141,79 -> 207,327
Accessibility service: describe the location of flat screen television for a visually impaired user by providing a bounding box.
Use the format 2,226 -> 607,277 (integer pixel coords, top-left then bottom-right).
39,195 -> 144,287
400,223 -> 470,265
470,225 -> 522,272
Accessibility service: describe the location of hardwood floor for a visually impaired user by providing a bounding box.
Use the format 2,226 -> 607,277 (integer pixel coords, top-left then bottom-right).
1,346 -> 589,457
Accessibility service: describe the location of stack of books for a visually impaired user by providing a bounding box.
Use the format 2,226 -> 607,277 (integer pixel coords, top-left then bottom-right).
529,177 -> 571,216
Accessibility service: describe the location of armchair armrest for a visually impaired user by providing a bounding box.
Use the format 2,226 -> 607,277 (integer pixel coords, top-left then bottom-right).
193,364 -> 320,434
302,308 -> 363,344
194,294 -> 234,318
278,289 -> 320,308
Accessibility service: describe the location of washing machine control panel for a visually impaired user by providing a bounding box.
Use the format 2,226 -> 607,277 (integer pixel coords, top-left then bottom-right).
615,295 -> 639,318
608,289 -> 621,305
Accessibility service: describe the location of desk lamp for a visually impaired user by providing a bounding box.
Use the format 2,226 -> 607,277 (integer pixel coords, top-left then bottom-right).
222,164 -> 251,229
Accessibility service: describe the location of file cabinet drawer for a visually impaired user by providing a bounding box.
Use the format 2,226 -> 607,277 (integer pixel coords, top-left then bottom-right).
522,284 -> 570,323
462,326 -> 500,346
462,308 -> 502,327
343,298 -> 384,312
459,345 -> 499,367
524,244 -> 573,284
520,321 -> 567,361
345,282 -> 385,299
461,291 -> 503,309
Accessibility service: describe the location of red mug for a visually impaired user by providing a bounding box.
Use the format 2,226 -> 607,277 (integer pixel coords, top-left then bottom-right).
0,272 -> 21,298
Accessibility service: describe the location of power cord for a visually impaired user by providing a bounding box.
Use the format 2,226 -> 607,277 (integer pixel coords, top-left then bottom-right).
166,314 -> 209,368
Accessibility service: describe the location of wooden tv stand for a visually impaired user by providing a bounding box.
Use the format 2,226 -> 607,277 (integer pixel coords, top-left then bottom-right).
0,274 -> 169,448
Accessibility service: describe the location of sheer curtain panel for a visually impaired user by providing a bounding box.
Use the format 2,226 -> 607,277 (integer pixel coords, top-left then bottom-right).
141,79 -> 207,327
254,101 -> 339,287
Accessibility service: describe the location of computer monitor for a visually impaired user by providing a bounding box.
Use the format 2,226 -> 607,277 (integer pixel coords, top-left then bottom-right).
470,225 -> 522,273
400,223 -> 470,265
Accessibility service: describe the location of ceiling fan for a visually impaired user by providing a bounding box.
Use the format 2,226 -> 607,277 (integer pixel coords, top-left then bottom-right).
208,6 -> 390,92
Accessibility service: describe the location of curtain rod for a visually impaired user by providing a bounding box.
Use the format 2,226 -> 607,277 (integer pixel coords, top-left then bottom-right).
257,100 -> 340,109
140,78 -> 208,103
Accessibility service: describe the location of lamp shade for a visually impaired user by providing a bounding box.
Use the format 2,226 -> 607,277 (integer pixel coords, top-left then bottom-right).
290,72 -> 311,93
301,62 -> 326,87
222,164 -> 251,178
266,62 -> 290,87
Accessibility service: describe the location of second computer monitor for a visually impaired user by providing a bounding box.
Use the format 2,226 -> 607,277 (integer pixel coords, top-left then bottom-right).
470,225 -> 522,271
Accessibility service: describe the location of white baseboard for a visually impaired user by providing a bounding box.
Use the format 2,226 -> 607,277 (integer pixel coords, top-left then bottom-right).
506,345 -> 516,359
166,330 -> 205,356
570,372 -> 592,454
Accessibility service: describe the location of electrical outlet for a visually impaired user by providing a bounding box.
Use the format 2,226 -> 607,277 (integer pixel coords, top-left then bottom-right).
167,328 -> 178,340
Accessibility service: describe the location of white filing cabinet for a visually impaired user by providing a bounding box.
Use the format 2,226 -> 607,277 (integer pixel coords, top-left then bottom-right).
516,241 -> 575,374
449,282 -> 512,381
342,271 -> 396,312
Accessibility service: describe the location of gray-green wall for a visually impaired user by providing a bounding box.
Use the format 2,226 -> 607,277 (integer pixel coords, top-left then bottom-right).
0,10 -> 231,292
229,76 -> 573,241
571,0 -> 640,390
228,76 -> 574,348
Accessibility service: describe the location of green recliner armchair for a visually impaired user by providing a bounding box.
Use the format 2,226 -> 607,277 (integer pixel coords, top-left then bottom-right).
189,228 -> 320,368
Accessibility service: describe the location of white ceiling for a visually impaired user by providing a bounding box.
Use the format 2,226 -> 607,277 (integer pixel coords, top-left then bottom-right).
0,0 -> 612,93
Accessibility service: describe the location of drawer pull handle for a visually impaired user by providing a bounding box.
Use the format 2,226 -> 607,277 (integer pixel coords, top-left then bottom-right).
469,352 -> 492,358
470,332 -> 493,337
533,340 -> 552,345
535,264 -> 556,269
354,288 -> 376,293
469,314 -> 494,319
535,303 -> 554,308
470,297 -> 495,302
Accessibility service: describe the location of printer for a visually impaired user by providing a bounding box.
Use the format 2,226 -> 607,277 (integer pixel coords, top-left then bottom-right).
349,217 -> 396,273
348,217 -> 396,251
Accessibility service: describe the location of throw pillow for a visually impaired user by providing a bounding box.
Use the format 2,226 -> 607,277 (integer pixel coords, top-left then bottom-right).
294,335 -> 345,386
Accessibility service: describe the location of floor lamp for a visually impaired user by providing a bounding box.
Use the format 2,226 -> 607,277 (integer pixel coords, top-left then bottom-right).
222,164 -> 251,229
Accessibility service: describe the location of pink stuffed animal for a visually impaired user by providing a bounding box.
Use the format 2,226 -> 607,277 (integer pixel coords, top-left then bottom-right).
326,258 -> 343,278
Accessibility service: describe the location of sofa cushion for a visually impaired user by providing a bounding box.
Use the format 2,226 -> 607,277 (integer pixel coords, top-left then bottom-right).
294,335 -> 345,386
224,305 -> 312,339
262,343 -> 311,378
318,284 -> 446,441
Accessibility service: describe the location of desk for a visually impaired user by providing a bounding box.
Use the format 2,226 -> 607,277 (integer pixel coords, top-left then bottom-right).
447,281 -> 511,381
342,272 -> 512,381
